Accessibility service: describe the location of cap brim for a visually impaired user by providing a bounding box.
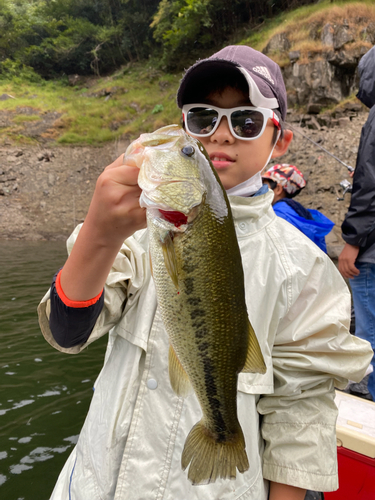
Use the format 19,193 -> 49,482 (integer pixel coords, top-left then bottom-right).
177,58 -> 279,111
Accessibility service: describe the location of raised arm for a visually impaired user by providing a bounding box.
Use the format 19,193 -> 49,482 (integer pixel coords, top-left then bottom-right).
60,154 -> 146,301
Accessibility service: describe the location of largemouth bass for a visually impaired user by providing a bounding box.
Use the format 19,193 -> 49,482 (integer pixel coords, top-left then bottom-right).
125,124 -> 266,485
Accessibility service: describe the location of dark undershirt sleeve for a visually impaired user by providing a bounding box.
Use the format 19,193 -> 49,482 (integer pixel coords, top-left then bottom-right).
49,271 -> 105,349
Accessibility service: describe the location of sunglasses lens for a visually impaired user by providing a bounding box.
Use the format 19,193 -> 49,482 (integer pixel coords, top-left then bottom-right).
186,107 -> 219,135
231,110 -> 264,138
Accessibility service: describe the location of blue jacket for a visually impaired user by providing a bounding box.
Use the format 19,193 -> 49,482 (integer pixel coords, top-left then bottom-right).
273,199 -> 334,253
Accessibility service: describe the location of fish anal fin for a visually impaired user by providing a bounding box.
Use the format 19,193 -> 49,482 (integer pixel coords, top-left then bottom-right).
242,319 -> 267,374
161,232 -> 179,291
168,345 -> 192,398
181,421 -> 249,485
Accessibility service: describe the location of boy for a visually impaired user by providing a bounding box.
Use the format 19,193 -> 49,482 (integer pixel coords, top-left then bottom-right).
262,163 -> 334,252
38,45 -> 372,500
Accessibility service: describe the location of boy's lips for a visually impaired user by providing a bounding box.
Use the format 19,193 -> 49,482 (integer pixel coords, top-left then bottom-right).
209,152 -> 234,169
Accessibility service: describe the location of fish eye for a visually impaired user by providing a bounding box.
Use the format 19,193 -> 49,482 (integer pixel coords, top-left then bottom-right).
181,145 -> 195,157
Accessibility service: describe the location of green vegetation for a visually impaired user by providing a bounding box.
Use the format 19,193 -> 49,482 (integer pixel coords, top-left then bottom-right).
0,64 -> 182,144
0,0 -> 373,145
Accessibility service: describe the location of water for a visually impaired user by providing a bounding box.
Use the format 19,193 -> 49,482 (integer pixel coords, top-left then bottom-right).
0,241 -> 108,499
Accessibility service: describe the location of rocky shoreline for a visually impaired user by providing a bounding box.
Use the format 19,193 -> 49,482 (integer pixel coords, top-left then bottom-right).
0,107 -> 367,258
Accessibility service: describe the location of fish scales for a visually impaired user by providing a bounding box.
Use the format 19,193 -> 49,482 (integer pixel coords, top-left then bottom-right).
126,124 -> 266,485
148,199 -> 247,435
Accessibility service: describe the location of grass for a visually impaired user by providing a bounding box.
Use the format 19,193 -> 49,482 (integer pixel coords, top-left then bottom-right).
0,0 -> 373,145
0,66 -> 182,145
239,0 -> 375,65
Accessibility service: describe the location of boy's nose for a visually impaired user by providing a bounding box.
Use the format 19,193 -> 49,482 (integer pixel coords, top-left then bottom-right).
210,117 -> 235,144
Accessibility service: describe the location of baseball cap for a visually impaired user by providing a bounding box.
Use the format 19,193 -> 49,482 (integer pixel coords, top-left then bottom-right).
262,164 -> 306,195
177,45 -> 287,120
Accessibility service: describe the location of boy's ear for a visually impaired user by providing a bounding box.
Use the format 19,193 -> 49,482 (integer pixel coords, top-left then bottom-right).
271,129 -> 293,159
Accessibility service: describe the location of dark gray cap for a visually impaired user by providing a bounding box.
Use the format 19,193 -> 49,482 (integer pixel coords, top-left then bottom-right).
177,45 -> 287,120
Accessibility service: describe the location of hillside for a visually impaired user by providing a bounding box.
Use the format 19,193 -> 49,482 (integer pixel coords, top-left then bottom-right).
0,0 -> 373,250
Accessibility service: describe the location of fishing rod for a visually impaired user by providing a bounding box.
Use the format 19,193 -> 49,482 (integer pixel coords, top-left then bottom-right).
286,122 -> 355,173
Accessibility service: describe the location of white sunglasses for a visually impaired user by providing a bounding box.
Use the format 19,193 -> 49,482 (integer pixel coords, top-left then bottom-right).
182,103 -> 280,141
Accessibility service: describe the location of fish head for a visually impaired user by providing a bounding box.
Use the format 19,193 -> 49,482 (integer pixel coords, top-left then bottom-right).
126,125 -> 211,226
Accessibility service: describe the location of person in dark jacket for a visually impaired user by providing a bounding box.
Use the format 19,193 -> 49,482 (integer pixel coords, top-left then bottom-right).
338,45 -> 375,401
262,163 -> 334,253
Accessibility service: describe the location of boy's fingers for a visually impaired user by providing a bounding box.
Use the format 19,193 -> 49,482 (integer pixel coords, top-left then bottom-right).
102,162 -> 141,187
104,154 -> 128,170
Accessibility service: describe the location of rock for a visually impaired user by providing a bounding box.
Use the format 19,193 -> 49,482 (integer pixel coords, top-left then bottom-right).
307,103 -> 323,114
0,93 -> 15,101
263,32 -> 291,54
321,23 -> 334,47
339,117 -> 351,127
343,101 -> 363,112
288,51 -> 300,63
327,48 -> 362,70
37,151 -> 55,162
316,114 -> 331,127
360,22 -> 375,44
307,116 -> 321,130
48,173 -> 55,186
68,74 -> 81,86
333,24 -> 355,50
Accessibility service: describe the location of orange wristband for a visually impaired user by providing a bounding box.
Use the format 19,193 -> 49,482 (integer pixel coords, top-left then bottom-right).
55,269 -> 103,308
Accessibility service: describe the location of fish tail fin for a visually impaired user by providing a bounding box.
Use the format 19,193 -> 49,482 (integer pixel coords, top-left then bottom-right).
242,319 -> 267,374
181,421 -> 249,485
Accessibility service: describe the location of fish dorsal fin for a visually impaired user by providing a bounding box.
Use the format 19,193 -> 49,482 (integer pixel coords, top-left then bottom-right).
169,345 -> 193,398
242,319 -> 267,374
161,231 -> 179,291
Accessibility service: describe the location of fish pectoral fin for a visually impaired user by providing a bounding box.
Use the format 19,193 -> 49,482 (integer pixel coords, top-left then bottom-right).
161,232 -> 179,291
168,345 -> 193,398
242,319 -> 267,374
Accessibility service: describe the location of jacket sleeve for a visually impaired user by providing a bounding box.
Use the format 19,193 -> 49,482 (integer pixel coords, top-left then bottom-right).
38,224 -> 149,354
341,107 -> 375,246
257,251 -> 373,492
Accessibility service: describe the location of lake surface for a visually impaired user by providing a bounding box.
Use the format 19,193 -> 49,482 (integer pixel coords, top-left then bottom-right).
0,241 -> 108,500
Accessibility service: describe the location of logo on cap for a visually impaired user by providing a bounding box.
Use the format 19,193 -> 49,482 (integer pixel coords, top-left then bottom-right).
252,66 -> 274,85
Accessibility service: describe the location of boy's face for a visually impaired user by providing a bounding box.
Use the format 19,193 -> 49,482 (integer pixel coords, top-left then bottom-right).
185,87 -> 290,190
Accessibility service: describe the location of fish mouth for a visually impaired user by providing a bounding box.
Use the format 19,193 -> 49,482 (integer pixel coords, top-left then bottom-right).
159,210 -> 188,227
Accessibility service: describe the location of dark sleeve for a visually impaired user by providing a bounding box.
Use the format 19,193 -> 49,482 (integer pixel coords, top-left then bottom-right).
49,271 -> 105,348
341,106 -> 375,247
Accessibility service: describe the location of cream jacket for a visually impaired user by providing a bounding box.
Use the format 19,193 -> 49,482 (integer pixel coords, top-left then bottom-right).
38,190 -> 373,500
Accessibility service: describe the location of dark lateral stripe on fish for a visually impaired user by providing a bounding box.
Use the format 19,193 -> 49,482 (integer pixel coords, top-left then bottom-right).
186,297 -> 201,307
202,357 -> 227,440
183,277 -> 195,295
190,302 -> 228,440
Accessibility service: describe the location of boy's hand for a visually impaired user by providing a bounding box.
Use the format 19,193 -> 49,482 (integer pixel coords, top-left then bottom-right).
338,243 -> 360,279
85,154 -> 146,247
60,154 -> 147,302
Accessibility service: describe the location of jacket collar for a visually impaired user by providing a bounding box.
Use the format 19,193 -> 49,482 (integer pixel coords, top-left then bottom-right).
229,190 -> 276,237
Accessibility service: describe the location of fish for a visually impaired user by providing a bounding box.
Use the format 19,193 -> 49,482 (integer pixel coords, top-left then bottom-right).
125,124 -> 266,485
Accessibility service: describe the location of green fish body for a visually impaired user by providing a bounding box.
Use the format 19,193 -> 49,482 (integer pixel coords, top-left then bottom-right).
125,125 -> 266,485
